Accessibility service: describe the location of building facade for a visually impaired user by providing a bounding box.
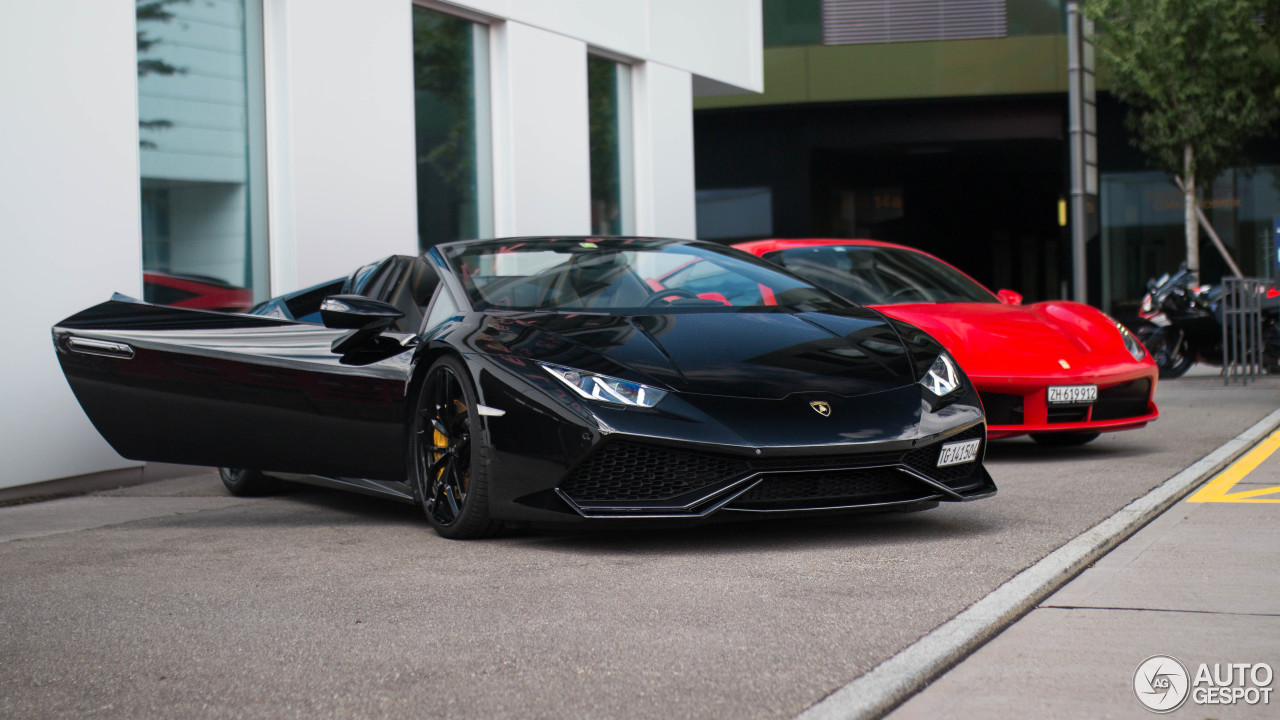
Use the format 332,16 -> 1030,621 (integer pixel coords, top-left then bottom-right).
0,0 -> 762,490
694,0 -> 1280,315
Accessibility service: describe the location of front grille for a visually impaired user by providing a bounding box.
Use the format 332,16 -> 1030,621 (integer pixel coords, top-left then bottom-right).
559,442 -> 747,503
1092,379 -> 1152,420
560,425 -> 986,508
728,467 -> 929,510
747,451 -> 905,472
979,392 -> 1024,425
1047,406 -> 1090,423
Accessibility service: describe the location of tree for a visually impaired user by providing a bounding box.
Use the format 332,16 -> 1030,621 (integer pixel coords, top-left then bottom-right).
1085,0 -> 1280,277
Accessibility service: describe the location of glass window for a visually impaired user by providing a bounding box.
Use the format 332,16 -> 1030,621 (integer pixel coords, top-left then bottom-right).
136,0 -> 269,306
424,286 -> 460,333
588,55 -> 634,235
1100,166 -> 1280,313
763,0 -> 823,47
442,238 -> 843,313
767,245 -> 999,305
413,7 -> 493,249
696,187 -> 774,240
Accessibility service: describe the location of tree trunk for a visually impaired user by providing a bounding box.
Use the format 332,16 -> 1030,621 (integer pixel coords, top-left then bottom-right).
1183,144 -> 1199,276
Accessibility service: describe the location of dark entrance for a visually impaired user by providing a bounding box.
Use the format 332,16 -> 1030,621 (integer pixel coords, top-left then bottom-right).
809,139 -> 1065,300
695,97 -> 1069,301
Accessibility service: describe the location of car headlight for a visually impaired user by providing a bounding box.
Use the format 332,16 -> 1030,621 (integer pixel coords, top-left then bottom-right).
920,353 -> 962,397
1115,321 -> 1146,361
541,363 -> 668,408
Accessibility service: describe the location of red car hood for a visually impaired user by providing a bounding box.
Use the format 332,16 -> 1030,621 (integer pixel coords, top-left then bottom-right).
875,301 -> 1129,377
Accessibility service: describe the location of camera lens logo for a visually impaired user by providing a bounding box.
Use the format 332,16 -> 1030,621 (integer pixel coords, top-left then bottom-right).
1134,655 -> 1191,713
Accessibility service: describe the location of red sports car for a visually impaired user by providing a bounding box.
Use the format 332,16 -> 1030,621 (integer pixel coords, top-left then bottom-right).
732,239 -> 1158,445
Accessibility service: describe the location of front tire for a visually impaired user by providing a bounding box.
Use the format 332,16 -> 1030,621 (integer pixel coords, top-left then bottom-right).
1030,432 -> 1101,446
410,356 -> 501,539
218,467 -> 279,496
1145,328 -> 1194,379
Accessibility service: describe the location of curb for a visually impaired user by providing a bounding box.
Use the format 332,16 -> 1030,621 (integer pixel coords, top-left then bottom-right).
794,407 -> 1280,720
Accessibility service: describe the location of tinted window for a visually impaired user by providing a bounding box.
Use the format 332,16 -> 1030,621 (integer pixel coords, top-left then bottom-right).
768,245 -> 997,305
442,238 -> 845,314
286,280 -> 344,324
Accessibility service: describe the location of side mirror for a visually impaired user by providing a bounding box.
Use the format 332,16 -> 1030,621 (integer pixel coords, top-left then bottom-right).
996,289 -> 1023,305
320,295 -> 403,354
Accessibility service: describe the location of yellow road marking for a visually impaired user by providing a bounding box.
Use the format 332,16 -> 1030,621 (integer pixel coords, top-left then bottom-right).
1187,429 -> 1280,503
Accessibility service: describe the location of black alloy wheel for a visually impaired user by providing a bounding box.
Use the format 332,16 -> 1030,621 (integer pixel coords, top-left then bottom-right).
412,356 -> 500,539
218,467 -> 279,496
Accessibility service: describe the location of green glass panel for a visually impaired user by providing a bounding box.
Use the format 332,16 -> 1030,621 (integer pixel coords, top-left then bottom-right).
1008,0 -> 1066,36
589,56 -> 623,235
763,0 -> 822,47
413,8 -> 489,249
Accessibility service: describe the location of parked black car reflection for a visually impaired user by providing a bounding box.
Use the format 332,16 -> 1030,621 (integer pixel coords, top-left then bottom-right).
53,237 -> 994,538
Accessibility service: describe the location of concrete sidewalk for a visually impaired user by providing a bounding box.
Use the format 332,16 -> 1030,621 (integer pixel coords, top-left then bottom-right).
890,426 -> 1280,719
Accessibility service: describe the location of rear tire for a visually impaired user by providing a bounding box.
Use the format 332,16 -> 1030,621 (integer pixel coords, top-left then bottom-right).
410,356 -> 501,540
218,467 -> 280,496
1030,432 -> 1101,447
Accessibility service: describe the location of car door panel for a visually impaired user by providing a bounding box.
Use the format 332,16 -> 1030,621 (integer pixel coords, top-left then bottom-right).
53,298 -> 414,481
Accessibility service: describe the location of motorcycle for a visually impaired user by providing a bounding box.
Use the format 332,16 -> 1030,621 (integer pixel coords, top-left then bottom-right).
1135,267 -> 1280,378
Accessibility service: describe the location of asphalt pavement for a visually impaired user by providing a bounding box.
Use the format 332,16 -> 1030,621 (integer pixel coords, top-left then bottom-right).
0,369 -> 1277,719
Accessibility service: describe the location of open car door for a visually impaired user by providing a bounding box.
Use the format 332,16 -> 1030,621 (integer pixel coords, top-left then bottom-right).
52,257 -> 439,481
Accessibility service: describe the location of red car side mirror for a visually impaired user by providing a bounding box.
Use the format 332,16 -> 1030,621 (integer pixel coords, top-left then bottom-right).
996,289 -> 1023,305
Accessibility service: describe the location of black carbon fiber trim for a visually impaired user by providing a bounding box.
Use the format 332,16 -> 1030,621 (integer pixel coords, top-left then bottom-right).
979,391 -> 1024,425
560,424 -> 985,508
727,467 -> 929,510
1092,379 -> 1152,420
559,443 -> 747,503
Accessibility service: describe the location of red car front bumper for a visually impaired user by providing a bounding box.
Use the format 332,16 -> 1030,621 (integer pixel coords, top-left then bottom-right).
974,369 -> 1159,439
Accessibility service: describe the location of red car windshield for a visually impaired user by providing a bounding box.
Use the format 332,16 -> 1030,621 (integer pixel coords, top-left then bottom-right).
442,238 -> 846,313
765,245 -> 998,305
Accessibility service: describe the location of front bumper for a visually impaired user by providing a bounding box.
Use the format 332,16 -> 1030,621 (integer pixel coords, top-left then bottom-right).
976,372 -> 1159,439
553,422 -> 993,518
473,357 -> 994,524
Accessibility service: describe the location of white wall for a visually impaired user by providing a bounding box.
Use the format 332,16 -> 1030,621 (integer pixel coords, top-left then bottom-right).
443,0 -> 763,93
1,0 -> 761,490
269,0 -> 421,289
491,22 -> 591,237
0,1 -> 144,488
633,62 -> 697,238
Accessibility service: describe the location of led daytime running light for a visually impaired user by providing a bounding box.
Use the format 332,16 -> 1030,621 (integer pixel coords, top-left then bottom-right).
920,353 -> 961,397
541,363 -> 668,408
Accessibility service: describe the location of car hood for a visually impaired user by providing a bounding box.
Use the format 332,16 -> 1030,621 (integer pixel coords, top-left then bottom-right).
469,309 -> 919,399
876,301 -> 1129,375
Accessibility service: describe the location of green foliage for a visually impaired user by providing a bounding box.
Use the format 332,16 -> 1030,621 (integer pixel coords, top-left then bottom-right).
1085,0 -> 1280,184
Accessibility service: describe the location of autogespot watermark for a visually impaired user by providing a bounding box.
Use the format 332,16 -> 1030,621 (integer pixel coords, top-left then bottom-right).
1134,655 -> 1274,713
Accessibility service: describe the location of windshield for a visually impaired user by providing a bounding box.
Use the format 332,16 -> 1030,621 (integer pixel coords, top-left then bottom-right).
766,245 -> 997,305
441,238 -> 847,313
